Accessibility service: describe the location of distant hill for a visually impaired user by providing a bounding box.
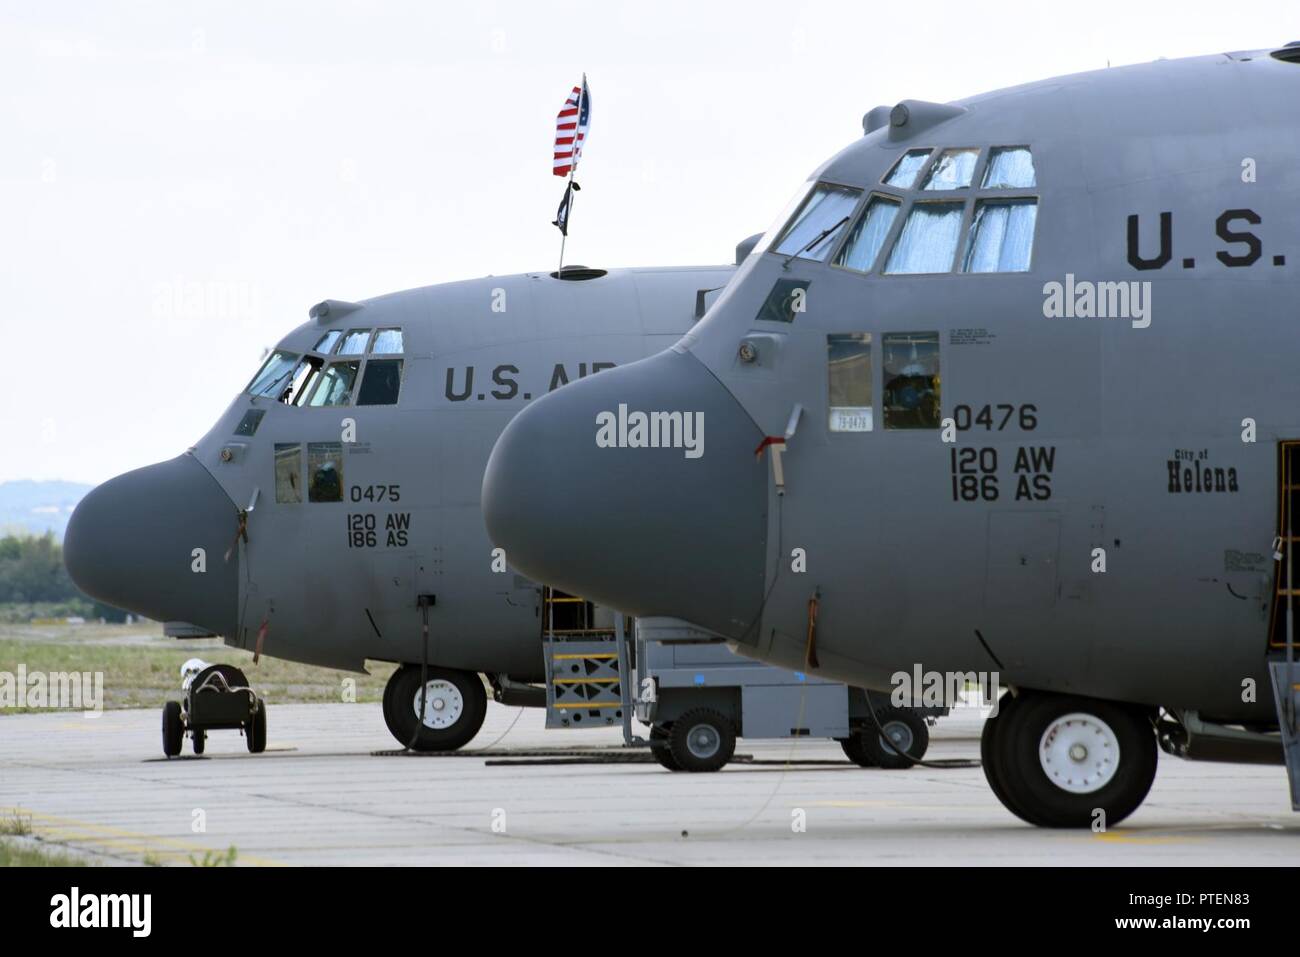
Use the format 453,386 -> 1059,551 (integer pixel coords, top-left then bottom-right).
0,480 -> 93,541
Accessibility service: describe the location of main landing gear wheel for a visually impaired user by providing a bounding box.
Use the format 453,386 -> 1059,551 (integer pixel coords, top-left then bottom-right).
385,664 -> 487,752
192,729 -> 206,755
162,701 -> 183,758
649,726 -> 682,771
667,708 -> 736,773
980,692 -> 1039,824
854,707 -> 930,769
981,691 -> 1156,828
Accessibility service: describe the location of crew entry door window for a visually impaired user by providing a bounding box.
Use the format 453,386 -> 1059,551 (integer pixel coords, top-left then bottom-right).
882,332 -> 941,429
827,334 -> 873,432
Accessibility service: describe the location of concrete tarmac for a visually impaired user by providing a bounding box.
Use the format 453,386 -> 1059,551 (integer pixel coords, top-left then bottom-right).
1,702 -> 1296,865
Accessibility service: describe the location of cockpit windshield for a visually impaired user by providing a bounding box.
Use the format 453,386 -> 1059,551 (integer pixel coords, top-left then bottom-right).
246,351 -> 300,398
245,326 -> 406,407
772,183 -> 862,262
762,145 -> 1039,278
305,361 -> 360,407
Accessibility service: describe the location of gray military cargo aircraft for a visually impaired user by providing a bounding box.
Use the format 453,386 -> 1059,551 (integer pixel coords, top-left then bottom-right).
483,48 -> 1300,827
64,260 -> 741,751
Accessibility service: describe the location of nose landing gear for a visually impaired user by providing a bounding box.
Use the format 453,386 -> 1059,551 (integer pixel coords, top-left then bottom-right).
980,691 -> 1157,828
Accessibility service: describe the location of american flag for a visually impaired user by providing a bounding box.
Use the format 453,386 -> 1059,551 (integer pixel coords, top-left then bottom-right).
553,77 -> 591,178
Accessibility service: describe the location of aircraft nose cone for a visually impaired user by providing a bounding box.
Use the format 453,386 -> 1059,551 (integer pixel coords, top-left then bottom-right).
483,349 -> 768,639
64,454 -> 241,637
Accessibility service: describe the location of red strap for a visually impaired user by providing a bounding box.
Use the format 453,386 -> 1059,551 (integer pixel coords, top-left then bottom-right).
253,619 -> 267,665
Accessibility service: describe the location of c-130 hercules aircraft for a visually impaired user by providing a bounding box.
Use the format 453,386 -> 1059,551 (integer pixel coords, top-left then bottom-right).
63,260 -> 735,752
484,47 -> 1300,827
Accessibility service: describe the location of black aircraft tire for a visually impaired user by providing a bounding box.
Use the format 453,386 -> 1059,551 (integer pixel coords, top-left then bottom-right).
650,726 -> 682,771
839,734 -> 877,768
162,701 -> 183,758
192,729 -> 206,755
390,665 -> 487,752
651,745 -> 682,771
381,666 -> 403,742
667,709 -> 736,773
995,693 -> 1156,829
981,693 -> 1045,826
246,698 -> 267,754
862,707 -> 929,769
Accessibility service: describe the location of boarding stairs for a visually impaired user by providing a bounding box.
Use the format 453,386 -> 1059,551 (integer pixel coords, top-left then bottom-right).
541,587 -> 634,733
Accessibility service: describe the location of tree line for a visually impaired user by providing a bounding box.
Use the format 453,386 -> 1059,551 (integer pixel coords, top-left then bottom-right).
0,533 -> 125,621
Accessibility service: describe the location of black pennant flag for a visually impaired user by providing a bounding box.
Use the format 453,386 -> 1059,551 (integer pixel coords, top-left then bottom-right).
552,180 -> 581,235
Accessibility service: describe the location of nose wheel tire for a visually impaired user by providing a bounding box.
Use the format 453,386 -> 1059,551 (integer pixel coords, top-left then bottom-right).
162,701 -> 183,758
981,691 -> 1156,828
385,664 -> 487,752
850,707 -> 929,769
667,708 -> 736,772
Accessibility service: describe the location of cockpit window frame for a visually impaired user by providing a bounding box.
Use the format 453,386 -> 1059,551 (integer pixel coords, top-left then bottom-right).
769,180 -> 867,265
751,180 -> 817,258
829,192 -> 903,276
816,144 -> 1041,277
250,325 -> 408,409
245,350 -> 301,399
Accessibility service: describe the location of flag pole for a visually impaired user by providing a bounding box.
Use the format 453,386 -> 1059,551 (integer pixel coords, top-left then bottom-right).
557,73 -> 585,275
558,169 -> 576,273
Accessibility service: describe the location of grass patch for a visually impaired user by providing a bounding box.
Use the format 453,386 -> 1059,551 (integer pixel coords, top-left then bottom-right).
0,838 -> 88,867
0,810 -> 32,836
189,846 -> 238,867
0,623 -> 397,712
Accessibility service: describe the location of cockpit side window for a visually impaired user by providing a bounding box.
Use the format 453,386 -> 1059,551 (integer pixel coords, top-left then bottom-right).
772,183 -> 863,262
962,199 -> 1038,273
370,328 -> 403,354
276,357 -> 319,404
921,148 -> 979,190
833,195 -> 900,273
313,330 -> 342,353
884,202 -> 964,274
246,351 -> 300,398
882,149 -> 931,189
305,360 -> 360,407
865,146 -> 1038,275
981,146 -> 1036,188
356,359 -> 404,405
337,329 -> 372,355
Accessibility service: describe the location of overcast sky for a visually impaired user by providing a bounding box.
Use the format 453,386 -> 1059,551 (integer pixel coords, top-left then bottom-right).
2,0 -> 1291,484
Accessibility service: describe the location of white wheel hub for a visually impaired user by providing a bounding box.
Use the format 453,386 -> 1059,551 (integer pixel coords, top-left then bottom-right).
413,680 -> 464,730
1038,711 -> 1120,794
